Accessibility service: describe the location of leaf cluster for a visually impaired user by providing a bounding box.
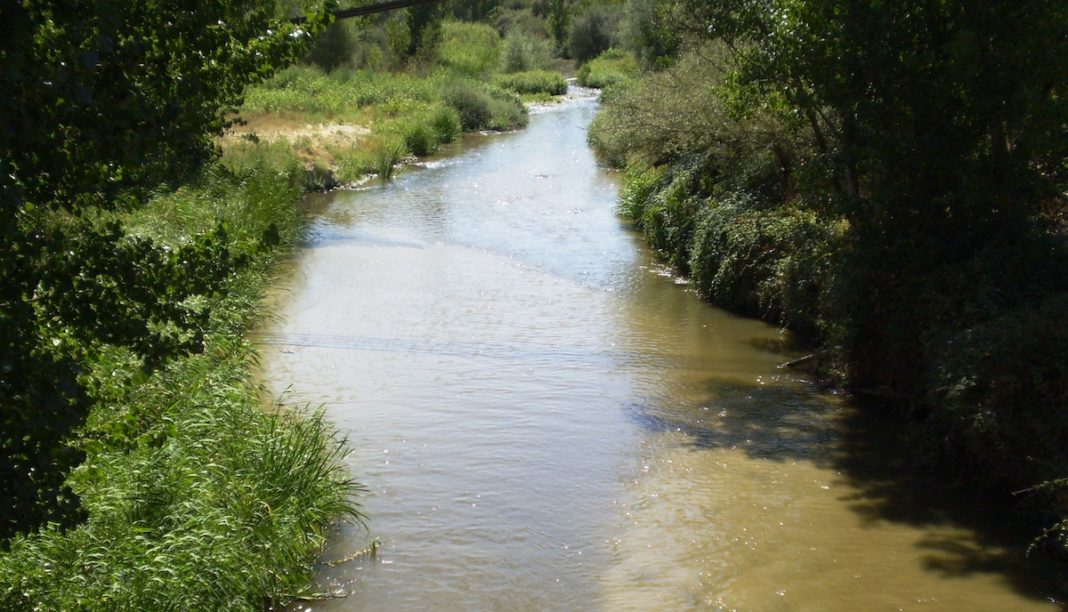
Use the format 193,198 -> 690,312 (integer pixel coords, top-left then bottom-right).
0,0 -> 329,539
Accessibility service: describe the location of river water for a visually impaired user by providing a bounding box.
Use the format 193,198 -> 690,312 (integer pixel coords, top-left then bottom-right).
260,89 -> 1060,610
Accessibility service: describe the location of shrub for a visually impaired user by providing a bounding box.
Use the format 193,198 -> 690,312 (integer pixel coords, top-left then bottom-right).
577,48 -> 639,88
483,87 -> 528,130
493,7 -> 550,39
404,121 -> 437,157
493,70 -> 568,96
303,20 -> 358,72
501,32 -> 555,73
568,5 -> 621,64
617,164 -> 664,220
443,83 -> 527,131
430,105 -> 462,143
929,293 -> 1068,485
689,200 -> 841,338
436,21 -> 501,75
444,84 -> 494,130
368,135 -> 406,181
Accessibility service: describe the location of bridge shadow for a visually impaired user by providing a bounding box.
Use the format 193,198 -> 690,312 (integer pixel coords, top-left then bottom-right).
624,348 -> 1067,606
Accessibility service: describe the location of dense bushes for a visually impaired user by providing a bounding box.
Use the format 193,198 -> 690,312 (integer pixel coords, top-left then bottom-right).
568,5 -> 621,64
616,156 -> 842,342
593,0 -> 1068,561
690,203 -> 842,341
443,82 -> 527,131
577,48 -> 639,89
501,32 -> 555,73
0,161 -> 362,607
493,70 -> 568,96
437,21 -> 502,75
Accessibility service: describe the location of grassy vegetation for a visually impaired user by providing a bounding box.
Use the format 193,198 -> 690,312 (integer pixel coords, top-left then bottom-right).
437,21 -> 502,76
0,162 -> 363,608
577,48 -> 639,89
1,3 -> 574,607
230,18 -> 569,184
493,70 -> 568,97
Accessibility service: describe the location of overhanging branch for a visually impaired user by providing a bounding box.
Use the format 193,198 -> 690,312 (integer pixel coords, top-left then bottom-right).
291,0 -> 444,24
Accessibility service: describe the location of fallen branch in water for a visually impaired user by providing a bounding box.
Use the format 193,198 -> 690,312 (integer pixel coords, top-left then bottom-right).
778,350 -> 829,369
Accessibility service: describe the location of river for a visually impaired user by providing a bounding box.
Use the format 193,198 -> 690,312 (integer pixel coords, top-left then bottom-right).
259,88 -> 1060,610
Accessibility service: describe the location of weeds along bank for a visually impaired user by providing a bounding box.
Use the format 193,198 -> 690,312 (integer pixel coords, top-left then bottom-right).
588,2 -> 1068,571
0,3 -> 365,607
0,162 -> 363,609
226,20 -> 571,185
0,5 -> 575,605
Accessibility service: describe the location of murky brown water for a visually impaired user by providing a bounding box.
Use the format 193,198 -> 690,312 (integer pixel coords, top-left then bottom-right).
260,89 -> 1061,610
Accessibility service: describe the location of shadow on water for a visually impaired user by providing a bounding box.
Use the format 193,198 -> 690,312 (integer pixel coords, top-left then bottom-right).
833,404 -> 1067,606
626,341 -> 1068,607
625,381 -> 838,463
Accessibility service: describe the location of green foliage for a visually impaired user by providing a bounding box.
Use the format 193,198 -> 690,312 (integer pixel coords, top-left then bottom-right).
502,31 -> 555,72
619,0 -> 680,68
568,4 -> 622,64
0,343 -> 360,610
430,105 -> 463,144
493,5 -> 551,39
493,70 -> 568,96
303,14 -> 411,72
305,19 -> 359,72
0,2 -> 321,216
928,293 -> 1068,531
443,82 -> 528,131
599,0 -> 1068,558
367,135 -> 406,181
244,65 -> 439,118
447,0 -> 505,22
436,21 -> 502,76
576,48 -> 638,88
404,121 -> 438,157
547,0 -> 571,53
407,0 -> 446,56
0,159 -> 361,607
689,200 -> 842,339
0,1 -> 364,604
444,85 -> 494,130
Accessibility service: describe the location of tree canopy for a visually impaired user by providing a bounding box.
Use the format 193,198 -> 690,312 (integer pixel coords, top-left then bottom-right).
0,0 -> 329,538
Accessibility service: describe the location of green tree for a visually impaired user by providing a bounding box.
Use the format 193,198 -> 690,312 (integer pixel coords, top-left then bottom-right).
407,1 -> 446,55
547,0 -> 571,54
567,4 -> 620,63
681,0 -> 1068,387
0,0 -> 328,539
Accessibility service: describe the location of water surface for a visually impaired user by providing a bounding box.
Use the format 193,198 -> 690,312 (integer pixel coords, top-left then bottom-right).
261,89 -> 1059,610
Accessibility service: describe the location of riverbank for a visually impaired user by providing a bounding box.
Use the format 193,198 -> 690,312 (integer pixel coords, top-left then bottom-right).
1,21 -> 574,605
221,20 -> 570,188
255,90 -> 1062,609
0,162 -> 362,608
588,38 -> 1068,575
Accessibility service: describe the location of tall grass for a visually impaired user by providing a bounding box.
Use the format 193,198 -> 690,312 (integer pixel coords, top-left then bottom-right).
437,21 -> 501,76
493,70 -> 568,96
237,63 -> 528,184
577,48 -> 639,89
0,163 -> 363,608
